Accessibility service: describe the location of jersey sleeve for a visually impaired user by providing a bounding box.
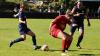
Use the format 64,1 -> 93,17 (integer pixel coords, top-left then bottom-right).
52,16 -> 61,24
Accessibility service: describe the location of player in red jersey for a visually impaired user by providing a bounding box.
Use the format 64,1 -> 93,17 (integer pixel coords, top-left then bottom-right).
49,9 -> 73,54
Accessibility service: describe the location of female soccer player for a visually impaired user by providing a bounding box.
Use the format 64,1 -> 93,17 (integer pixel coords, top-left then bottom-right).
70,2 -> 91,49
49,9 -> 73,55
9,3 -> 39,50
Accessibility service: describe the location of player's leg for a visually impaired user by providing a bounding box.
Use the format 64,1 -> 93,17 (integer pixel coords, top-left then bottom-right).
27,30 -> 36,46
76,27 -> 84,49
50,28 -> 68,52
26,30 -> 39,50
9,34 -> 26,47
63,32 -> 73,50
70,24 -> 77,36
9,23 -> 26,47
57,31 -> 68,52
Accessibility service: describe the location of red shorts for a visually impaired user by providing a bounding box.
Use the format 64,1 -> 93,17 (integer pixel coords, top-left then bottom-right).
49,27 -> 61,38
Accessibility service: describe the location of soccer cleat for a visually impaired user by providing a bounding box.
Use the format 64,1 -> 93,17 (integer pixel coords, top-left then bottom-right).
62,49 -> 65,53
76,44 -> 82,49
33,45 -> 41,50
61,53 -> 66,56
9,41 -> 14,47
65,48 -> 68,50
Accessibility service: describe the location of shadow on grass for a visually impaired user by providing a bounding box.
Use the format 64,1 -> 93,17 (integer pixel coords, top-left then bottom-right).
48,49 -> 62,52
82,48 -> 100,50
48,49 -> 78,52
68,49 -> 78,52
79,54 -> 100,56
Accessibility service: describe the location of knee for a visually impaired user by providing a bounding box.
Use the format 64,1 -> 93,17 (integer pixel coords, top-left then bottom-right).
20,36 -> 26,41
62,35 -> 67,40
79,30 -> 84,35
30,32 -> 36,37
32,34 -> 36,38
79,32 -> 84,36
21,37 -> 26,41
23,38 -> 26,41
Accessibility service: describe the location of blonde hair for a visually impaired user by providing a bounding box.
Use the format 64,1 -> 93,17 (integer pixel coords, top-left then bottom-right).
20,2 -> 25,8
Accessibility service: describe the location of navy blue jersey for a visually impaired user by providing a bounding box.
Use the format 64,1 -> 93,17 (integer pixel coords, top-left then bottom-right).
72,6 -> 86,24
18,11 -> 30,34
18,11 -> 26,21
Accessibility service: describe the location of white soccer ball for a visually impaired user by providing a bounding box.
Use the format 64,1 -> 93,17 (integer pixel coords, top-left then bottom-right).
41,44 -> 49,51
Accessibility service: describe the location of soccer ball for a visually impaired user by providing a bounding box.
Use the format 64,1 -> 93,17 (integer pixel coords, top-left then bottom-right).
41,44 -> 49,51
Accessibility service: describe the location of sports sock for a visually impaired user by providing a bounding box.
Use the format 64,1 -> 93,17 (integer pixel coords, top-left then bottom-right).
77,35 -> 83,46
13,37 -> 24,43
66,37 -> 73,49
62,39 -> 66,52
32,35 -> 37,45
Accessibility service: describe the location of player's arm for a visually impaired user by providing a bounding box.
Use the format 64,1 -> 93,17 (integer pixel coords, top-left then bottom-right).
14,12 -> 19,17
49,19 -> 57,31
71,6 -> 79,16
49,17 -> 60,31
19,18 -> 26,24
71,6 -> 76,14
49,19 -> 55,32
49,22 -> 52,31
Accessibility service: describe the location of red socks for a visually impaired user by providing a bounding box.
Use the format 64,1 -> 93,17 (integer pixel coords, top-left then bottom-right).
62,37 -> 73,51
66,37 -> 73,49
62,39 -> 66,52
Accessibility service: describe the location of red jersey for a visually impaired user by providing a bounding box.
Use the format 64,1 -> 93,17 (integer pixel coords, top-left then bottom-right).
50,15 -> 71,31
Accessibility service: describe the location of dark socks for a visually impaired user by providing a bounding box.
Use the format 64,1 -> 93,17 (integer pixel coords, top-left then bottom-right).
32,35 -> 37,45
13,37 -> 24,43
12,36 -> 37,46
77,35 -> 83,46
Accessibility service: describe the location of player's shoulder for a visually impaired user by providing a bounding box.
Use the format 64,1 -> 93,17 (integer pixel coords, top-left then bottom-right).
56,15 -> 64,18
59,15 -> 65,17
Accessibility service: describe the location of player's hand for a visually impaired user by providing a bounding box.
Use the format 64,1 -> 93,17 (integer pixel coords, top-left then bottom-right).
13,14 -> 18,17
74,14 -> 80,16
13,14 -> 17,17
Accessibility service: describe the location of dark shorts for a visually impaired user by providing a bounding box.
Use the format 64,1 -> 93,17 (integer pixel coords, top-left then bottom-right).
18,23 -> 30,35
70,23 -> 84,33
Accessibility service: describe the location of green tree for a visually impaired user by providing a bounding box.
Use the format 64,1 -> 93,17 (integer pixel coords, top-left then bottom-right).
0,0 -> 6,2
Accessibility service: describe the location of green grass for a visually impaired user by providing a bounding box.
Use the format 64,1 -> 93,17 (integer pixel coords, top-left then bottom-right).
0,18 -> 100,56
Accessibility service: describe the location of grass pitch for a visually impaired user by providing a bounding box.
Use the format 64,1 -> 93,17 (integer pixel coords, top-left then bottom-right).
0,18 -> 100,56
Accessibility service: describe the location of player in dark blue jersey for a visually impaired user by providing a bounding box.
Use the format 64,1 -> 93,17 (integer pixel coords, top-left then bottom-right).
9,3 -> 40,50
70,2 -> 91,49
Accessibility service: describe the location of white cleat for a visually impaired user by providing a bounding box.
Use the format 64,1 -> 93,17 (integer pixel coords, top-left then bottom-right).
61,51 -> 70,56
61,53 -> 66,56
77,45 -> 82,49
